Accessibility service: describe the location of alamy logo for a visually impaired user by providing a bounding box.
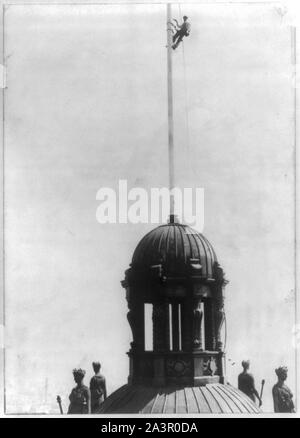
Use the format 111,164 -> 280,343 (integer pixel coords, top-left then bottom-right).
96,180 -> 204,231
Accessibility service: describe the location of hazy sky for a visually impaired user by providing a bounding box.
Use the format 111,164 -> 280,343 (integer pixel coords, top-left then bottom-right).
3,3 -> 296,413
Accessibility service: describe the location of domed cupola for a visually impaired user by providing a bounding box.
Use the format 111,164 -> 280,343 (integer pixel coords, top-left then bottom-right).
121,216 -> 228,388
99,217 -> 260,413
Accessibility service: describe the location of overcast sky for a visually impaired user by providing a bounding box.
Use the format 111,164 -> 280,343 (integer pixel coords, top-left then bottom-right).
3,3 -> 296,413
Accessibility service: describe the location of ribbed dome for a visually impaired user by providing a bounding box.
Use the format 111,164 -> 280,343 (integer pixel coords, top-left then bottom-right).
131,223 -> 217,279
99,383 -> 261,414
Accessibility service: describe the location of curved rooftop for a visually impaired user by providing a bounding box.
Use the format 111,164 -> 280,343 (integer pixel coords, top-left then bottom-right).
99,383 -> 261,414
131,223 -> 218,279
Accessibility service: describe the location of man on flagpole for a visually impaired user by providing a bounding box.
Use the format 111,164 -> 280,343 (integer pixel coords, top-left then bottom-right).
171,15 -> 191,50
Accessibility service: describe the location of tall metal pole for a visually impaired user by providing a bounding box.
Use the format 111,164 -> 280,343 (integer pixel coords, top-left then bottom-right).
167,3 -> 175,221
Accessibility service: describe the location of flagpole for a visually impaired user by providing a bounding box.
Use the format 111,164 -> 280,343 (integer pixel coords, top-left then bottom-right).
167,3 -> 175,222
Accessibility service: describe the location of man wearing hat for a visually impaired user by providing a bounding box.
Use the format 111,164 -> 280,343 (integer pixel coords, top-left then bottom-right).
238,360 -> 262,406
172,16 -> 191,50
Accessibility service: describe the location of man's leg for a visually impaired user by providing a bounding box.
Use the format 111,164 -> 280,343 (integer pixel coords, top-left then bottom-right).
173,30 -> 180,43
176,35 -> 184,45
173,34 -> 184,49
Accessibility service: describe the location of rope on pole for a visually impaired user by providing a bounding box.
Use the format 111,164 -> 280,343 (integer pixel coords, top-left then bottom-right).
178,4 -> 195,180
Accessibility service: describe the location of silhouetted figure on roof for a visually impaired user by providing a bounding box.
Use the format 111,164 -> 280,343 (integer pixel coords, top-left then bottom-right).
68,368 -> 91,414
171,16 -> 191,50
238,360 -> 262,406
90,362 -> 107,414
272,366 -> 295,413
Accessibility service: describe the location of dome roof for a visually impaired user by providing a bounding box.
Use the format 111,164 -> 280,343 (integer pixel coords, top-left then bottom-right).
131,223 -> 218,279
99,383 -> 261,414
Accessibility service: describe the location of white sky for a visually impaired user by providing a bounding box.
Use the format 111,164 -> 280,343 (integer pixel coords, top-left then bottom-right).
3,3 -> 296,413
